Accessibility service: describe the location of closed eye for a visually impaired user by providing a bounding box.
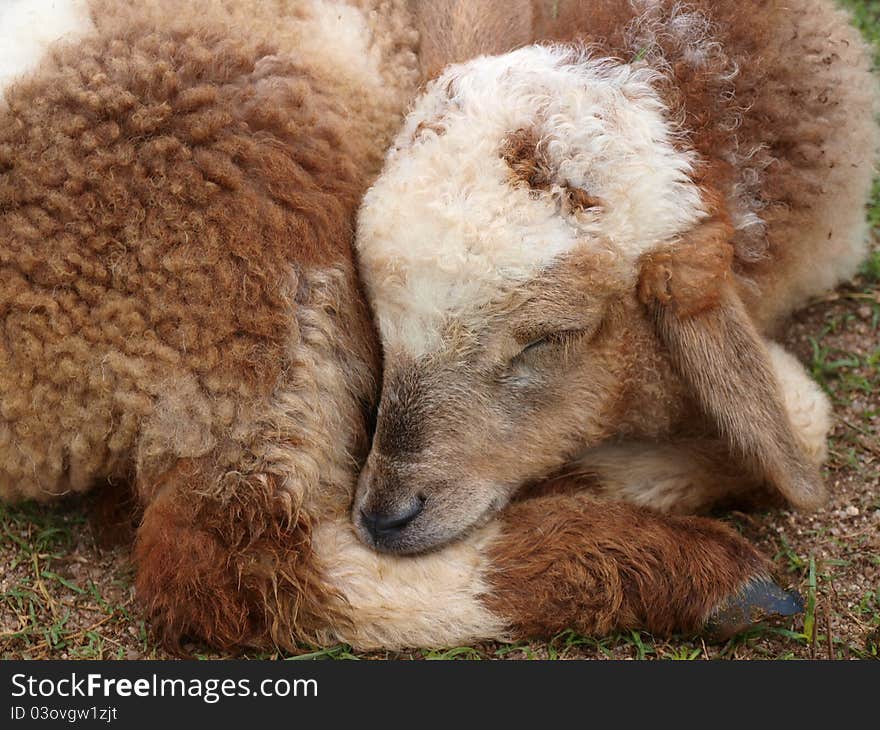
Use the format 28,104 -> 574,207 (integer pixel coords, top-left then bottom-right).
512,329 -> 586,362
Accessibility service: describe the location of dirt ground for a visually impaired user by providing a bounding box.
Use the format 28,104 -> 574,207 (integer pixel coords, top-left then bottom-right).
1,3 -> 878,661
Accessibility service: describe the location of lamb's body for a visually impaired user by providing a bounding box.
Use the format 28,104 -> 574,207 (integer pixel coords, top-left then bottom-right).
531,0 -> 878,329
0,0 -> 399,510
0,0 -> 865,651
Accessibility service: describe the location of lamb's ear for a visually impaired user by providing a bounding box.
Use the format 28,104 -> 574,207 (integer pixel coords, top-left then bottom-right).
638,219 -> 826,509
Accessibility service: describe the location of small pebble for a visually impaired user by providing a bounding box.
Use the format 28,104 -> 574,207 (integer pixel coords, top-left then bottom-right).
844,505 -> 860,517
856,305 -> 872,320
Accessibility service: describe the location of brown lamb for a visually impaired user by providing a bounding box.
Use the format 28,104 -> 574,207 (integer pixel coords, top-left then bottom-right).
1,0 -> 866,651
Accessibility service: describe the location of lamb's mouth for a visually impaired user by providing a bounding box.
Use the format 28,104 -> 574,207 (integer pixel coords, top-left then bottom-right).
353,491 -> 510,556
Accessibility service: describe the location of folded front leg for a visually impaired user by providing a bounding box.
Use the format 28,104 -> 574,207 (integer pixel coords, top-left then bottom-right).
312,491 -> 800,649
133,458 -> 329,651
483,492 -> 799,639
567,438 -> 764,514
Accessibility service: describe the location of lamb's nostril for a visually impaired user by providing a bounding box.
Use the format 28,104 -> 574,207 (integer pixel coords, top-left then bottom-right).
360,497 -> 424,541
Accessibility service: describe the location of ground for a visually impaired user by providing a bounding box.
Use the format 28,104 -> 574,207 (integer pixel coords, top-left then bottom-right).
1,1 -> 878,661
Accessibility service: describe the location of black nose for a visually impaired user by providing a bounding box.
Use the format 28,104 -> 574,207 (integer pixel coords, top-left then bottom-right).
360,498 -> 424,542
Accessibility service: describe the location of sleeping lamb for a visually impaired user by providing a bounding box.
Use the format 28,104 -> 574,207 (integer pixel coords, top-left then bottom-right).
2,0 -> 857,650
352,0 -> 877,593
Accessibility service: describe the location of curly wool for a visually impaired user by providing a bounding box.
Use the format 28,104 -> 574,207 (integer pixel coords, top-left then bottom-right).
0,0 -> 861,653
0,0 -> 422,650
530,0 -> 879,329
0,0 -> 413,502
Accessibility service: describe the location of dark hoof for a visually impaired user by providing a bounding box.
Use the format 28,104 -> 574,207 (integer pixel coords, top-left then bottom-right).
704,578 -> 804,641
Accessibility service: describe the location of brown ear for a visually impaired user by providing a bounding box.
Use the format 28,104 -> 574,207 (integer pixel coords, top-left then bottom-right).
638,219 -> 825,509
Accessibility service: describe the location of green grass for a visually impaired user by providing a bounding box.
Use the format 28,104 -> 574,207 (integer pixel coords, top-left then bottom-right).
0,502 -> 153,660
841,0 -> 880,64
809,332 -> 879,403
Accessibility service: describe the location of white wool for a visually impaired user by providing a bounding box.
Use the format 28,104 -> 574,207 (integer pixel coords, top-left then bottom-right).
295,0 -> 386,91
356,45 -> 707,356
0,0 -> 94,103
311,519 -> 507,650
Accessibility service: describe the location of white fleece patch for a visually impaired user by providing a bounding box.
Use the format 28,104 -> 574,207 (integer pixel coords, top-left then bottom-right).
295,0 -> 385,91
0,0 -> 94,103
311,519 -> 507,650
356,44 -> 707,357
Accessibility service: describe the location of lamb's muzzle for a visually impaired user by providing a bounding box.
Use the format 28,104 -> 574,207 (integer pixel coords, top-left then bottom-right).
355,455 -> 426,550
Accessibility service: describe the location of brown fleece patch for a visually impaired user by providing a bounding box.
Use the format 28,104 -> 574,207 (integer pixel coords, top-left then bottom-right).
484,491 -> 768,637
413,119 -> 447,142
0,0 -> 398,649
86,479 -> 140,550
638,218 -> 735,318
500,127 -> 603,209
501,127 -> 555,190
134,485 -> 253,651
134,457 -> 347,652
565,186 -> 604,212
414,0 -> 534,83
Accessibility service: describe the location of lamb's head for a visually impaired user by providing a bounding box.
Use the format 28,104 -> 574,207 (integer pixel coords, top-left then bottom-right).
353,45 -> 824,554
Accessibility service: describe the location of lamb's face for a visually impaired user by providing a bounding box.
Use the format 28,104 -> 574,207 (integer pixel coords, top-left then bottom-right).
354,45 -> 708,553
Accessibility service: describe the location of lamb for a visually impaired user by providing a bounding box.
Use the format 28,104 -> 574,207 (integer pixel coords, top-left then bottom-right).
352,0 -> 877,569
2,0 -> 806,652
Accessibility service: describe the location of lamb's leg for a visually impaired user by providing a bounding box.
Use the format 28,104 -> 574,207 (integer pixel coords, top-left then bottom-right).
137,464 -> 799,651
133,457 -> 334,651
311,492 -> 801,650
565,438 -> 763,513
568,340 -> 831,513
